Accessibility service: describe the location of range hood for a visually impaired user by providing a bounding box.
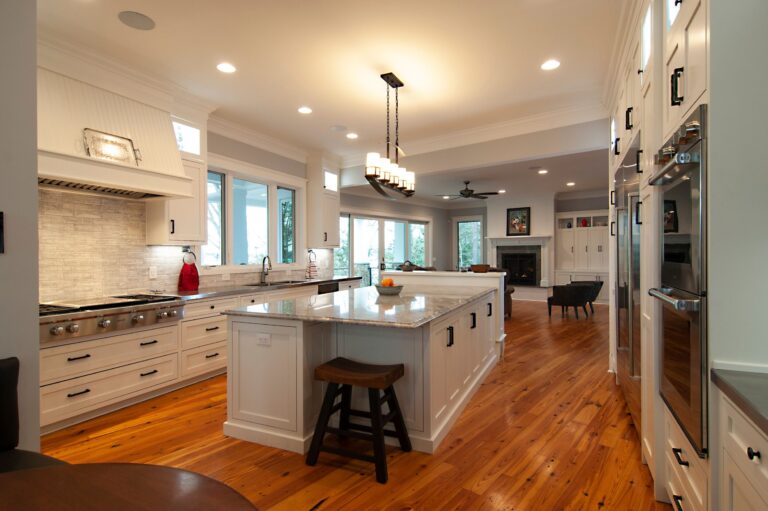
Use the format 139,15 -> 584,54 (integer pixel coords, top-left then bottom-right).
37,68 -> 193,199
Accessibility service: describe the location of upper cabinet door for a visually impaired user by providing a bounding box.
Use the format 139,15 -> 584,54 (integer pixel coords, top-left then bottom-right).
169,160 -> 207,242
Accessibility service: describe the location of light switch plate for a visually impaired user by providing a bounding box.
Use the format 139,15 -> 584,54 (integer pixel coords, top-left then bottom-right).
149,266 -> 157,279
256,334 -> 271,346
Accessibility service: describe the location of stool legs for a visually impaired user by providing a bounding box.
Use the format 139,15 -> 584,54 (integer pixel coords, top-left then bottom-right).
368,388 -> 388,484
385,385 -> 412,452
306,382 -> 339,466
338,384 -> 352,432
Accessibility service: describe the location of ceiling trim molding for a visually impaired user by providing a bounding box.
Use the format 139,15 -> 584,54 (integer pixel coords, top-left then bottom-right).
207,115 -> 309,164
340,100 -> 608,169
37,32 -> 217,119
340,189 -> 453,211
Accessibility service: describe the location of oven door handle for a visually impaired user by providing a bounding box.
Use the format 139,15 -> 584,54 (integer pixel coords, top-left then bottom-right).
648,288 -> 700,312
648,157 -> 698,186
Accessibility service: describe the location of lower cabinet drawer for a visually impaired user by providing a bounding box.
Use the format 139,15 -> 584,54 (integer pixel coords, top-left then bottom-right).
666,450 -> 696,511
41,354 -> 178,426
181,341 -> 227,378
181,316 -> 227,350
665,408 -> 708,510
183,298 -> 240,320
721,395 -> 768,504
40,326 -> 179,385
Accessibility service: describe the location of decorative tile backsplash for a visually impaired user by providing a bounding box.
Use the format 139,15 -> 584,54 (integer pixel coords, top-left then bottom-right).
38,189 -> 333,302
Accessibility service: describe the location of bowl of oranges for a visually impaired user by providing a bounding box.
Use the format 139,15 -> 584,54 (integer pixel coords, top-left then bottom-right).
375,278 -> 403,296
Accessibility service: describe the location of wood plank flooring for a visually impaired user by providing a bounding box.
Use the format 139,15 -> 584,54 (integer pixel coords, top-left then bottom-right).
43,301 -> 670,510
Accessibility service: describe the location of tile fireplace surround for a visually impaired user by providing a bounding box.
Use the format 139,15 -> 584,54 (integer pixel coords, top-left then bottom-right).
487,236 -> 551,288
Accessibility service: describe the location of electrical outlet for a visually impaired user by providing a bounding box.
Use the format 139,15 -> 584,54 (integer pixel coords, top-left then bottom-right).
256,334 -> 271,346
221,273 -> 230,281
149,267 -> 158,279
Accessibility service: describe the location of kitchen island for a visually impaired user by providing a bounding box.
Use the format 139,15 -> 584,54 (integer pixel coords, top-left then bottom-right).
223,285 -> 500,454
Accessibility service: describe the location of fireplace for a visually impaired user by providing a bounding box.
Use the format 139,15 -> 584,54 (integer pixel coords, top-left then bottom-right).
497,245 -> 541,286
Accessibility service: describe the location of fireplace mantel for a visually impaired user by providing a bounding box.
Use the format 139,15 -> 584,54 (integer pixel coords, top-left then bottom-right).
487,235 -> 552,287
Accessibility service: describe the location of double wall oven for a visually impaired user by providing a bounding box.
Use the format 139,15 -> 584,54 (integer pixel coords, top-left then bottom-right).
649,104 -> 708,457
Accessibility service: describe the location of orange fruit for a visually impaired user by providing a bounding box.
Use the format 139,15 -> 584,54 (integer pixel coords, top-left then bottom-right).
381,278 -> 394,287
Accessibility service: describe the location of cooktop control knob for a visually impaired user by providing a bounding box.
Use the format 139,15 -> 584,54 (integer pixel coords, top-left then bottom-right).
169,310 -> 178,318
157,311 -> 169,319
67,324 -> 80,334
98,319 -> 112,328
50,325 -> 65,336
132,314 -> 145,324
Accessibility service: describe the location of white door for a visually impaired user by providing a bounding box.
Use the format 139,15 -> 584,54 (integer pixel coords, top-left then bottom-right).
169,160 -> 205,242
557,229 -> 575,269
575,229 -> 590,269
321,192 -> 340,247
588,228 -> 608,270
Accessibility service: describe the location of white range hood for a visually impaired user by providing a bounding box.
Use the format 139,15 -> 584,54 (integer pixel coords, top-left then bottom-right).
37,68 -> 192,199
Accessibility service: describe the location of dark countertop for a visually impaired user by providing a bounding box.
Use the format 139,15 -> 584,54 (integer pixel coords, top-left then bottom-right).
711,368 -> 768,436
173,276 -> 363,302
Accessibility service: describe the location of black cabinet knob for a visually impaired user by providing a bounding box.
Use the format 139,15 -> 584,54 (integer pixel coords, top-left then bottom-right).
748,446 -> 761,461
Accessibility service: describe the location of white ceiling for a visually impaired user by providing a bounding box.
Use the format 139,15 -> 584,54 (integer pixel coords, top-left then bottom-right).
38,0 -> 624,159
345,149 -> 609,208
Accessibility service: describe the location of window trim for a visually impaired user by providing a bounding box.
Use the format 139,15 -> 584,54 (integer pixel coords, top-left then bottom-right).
199,153 -> 307,275
452,215 -> 484,270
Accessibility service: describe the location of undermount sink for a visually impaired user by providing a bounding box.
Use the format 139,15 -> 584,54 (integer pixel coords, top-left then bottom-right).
246,280 -> 307,287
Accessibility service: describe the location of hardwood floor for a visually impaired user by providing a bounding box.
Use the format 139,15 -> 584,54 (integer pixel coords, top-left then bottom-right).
43,301 -> 670,510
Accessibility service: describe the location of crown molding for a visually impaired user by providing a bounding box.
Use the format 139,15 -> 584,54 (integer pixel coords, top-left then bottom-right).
601,0 -> 647,110
207,115 -> 310,164
37,32 -> 217,120
340,100 -> 607,169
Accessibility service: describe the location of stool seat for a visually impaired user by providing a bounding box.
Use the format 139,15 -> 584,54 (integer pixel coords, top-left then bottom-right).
314,357 -> 404,390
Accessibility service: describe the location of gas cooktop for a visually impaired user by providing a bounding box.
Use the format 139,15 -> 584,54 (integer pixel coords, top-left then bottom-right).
39,294 -> 179,316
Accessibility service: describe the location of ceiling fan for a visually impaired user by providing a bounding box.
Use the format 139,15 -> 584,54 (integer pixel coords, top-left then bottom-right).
437,181 -> 500,200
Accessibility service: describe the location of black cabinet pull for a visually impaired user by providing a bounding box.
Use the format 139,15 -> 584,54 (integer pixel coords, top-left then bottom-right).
747,446 -> 762,460
636,150 -> 643,174
674,0 -> 682,5
140,369 -> 158,377
210,305 -> 215,309
323,232 -> 328,242
170,219 -> 175,234
610,221 -> 616,237
67,353 -> 91,362
672,447 -> 689,466
672,495 -> 684,511
671,67 -> 684,106
614,138 -> 621,156
471,312 -> 477,329
610,190 -> 616,206
487,303 -> 493,317
205,326 -> 220,332
447,326 -> 454,347
625,107 -> 634,130
205,352 -> 220,359
140,339 -> 158,347
67,388 -> 91,398
635,201 -> 643,225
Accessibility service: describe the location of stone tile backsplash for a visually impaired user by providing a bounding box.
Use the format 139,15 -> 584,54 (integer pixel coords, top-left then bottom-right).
38,189 -> 334,302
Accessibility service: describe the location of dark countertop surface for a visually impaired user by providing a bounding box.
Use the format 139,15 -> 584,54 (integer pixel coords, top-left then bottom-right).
173,276 -> 363,302
711,368 -> 768,436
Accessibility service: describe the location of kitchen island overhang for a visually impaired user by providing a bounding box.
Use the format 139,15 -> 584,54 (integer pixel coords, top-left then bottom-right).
223,285 -> 501,455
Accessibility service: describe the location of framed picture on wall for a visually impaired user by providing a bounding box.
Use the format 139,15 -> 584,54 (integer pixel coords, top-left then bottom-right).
506,207 -> 531,236
664,200 -> 679,233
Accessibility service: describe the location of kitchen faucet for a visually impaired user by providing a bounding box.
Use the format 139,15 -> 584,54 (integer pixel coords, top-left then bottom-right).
261,255 -> 272,284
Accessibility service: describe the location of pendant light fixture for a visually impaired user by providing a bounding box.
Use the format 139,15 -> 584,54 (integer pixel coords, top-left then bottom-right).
365,72 -> 415,198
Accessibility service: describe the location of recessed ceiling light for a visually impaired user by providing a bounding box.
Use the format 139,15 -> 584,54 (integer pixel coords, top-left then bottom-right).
498,189 -> 506,194
297,106 -> 313,115
216,62 -> 237,73
538,169 -> 549,175
442,195 -> 450,200
346,132 -> 358,140
541,59 -> 561,71
118,11 -> 156,31
566,182 -> 576,187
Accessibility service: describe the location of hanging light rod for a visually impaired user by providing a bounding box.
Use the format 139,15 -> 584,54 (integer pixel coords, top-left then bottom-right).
364,72 -> 415,198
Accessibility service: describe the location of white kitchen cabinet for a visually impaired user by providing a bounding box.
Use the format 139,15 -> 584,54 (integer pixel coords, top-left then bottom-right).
557,228 -> 575,269
664,406 -> 709,511
622,40 -> 642,145
722,453 -> 768,511
146,159 -> 207,245
588,228 -> 609,270
556,211 -> 609,274
307,155 -> 340,249
663,0 -> 707,139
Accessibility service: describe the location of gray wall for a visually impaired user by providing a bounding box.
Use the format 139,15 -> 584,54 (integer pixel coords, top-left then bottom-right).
340,193 -> 452,270
555,195 -> 608,212
0,0 -> 39,450
207,132 -> 306,178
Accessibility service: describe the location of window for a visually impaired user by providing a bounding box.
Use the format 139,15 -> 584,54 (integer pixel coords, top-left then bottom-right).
277,187 -> 295,264
642,6 -> 652,73
200,159 -> 303,270
201,171 -> 224,266
610,117 -> 617,149
232,178 -> 269,265
172,120 -> 201,156
666,0 -> 680,28
334,214 -> 430,283
455,218 -> 483,269
324,171 -> 338,192
334,215 -> 351,277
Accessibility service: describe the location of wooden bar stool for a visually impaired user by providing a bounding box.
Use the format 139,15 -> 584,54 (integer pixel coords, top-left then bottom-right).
306,357 -> 412,484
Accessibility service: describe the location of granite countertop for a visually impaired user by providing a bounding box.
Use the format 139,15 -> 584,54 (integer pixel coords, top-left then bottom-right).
711,368 -> 768,436
172,276 -> 362,302
224,285 -> 496,328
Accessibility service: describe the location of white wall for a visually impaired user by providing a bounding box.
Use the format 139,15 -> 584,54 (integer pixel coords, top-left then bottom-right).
0,0 -> 39,450
708,0 -> 768,370
486,192 -> 555,239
